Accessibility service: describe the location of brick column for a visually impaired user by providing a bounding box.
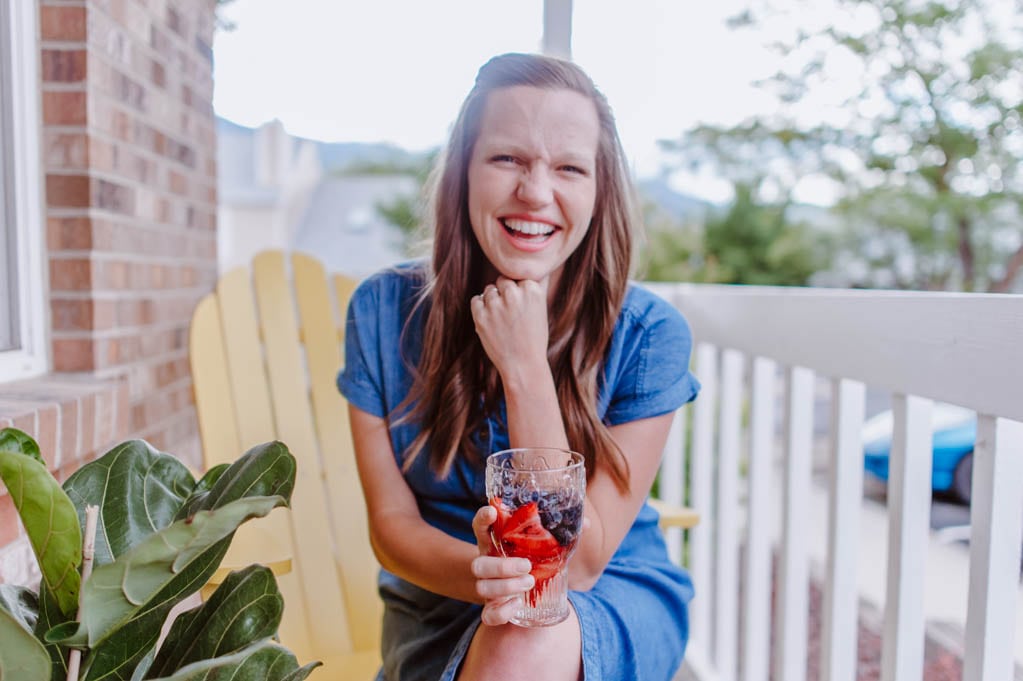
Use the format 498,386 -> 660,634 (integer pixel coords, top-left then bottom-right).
0,0 -> 218,585
41,0 -> 218,458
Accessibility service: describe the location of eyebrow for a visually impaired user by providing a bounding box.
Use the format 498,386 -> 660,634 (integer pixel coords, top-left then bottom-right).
478,139 -> 596,167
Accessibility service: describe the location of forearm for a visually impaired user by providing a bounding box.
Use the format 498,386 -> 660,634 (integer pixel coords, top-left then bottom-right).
501,361 -> 569,450
502,362 -> 610,589
368,508 -> 483,604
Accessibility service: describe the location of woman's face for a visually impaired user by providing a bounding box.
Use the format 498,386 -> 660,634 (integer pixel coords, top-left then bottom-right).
467,85 -> 600,292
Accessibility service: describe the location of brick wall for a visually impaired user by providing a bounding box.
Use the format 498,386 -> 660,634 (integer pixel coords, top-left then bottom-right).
0,0 -> 218,584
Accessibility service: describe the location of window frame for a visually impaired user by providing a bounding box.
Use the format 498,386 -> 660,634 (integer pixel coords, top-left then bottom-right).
0,0 -> 49,382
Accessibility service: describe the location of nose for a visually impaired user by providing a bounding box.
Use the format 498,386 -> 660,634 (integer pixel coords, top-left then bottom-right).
516,165 -> 553,206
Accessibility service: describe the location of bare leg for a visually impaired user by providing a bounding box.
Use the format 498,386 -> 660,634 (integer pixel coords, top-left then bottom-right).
457,606 -> 583,681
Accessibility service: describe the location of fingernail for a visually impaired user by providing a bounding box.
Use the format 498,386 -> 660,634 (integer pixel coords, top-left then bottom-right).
515,559 -> 532,572
523,575 -> 535,589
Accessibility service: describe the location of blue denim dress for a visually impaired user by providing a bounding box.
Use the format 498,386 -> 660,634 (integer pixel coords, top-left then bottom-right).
337,262 -> 700,681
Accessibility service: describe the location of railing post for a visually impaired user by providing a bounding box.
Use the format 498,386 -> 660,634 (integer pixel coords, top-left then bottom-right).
963,416 -> 1023,681
689,342 -> 718,662
715,349 -> 745,681
661,406 -> 688,563
774,366 -> 814,681
821,378 -> 865,681
742,357 -> 775,681
542,0 -> 573,59
880,395 -> 933,681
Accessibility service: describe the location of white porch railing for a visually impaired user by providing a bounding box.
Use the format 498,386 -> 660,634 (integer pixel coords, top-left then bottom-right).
650,283 -> 1023,681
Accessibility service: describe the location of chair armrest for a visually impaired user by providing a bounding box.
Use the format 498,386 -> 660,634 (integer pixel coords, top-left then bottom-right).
648,497 -> 700,530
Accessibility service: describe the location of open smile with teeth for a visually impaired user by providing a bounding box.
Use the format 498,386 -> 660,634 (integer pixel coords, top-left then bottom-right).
502,218 -> 557,241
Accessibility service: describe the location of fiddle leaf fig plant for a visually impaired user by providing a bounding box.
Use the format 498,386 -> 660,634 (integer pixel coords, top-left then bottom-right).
0,428 -> 320,681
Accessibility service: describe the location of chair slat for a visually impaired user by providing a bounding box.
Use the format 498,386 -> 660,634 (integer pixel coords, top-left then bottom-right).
215,266 -> 276,449
880,395 -> 933,681
715,348 -> 744,681
689,342 -> 718,655
252,251 -> 353,656
188,295 -> 240,463
201,263 -> 314,662
963,416 -> 1023,681
821,378 -> 865,681
774,366 -> 813,681
292,253 -> 382,653
742,357 -> 775,681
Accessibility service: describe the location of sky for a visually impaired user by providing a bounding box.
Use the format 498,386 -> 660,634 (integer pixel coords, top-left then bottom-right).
212,1 -> 790,201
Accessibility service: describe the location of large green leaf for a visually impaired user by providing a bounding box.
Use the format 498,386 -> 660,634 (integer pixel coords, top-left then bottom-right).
145,641 -> 319,681
0,428 -> 82,617
0,427 -> 44,465
177,441 -> 295,518
63,440 -> 196,566
47,496 -> 286,680
146,565 -> 283,678
0,604 -> 51,680
75,442 -> 296,681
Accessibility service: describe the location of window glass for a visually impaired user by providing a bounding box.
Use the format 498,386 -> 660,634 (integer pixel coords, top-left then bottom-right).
0,5 -> 18,353
0,0 -> 46,380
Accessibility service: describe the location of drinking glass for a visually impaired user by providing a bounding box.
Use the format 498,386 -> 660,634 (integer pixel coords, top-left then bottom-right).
485,447 -> 585,627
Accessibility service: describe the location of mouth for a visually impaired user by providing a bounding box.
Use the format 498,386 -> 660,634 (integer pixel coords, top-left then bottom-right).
501,218 -> 558,244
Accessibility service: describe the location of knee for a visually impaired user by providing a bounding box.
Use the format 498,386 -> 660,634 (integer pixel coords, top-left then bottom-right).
458,620 -> 582,681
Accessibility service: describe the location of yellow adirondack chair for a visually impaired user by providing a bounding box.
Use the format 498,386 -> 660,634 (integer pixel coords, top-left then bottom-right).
189,250 -> 379,678
188,250 -> 699,679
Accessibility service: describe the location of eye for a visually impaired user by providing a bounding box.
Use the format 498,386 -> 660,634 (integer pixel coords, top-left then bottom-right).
559,164 -> 589,175
491,154 -> 517,164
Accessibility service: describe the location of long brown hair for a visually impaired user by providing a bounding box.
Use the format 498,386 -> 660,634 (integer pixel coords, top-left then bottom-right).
400,53 -> 639,492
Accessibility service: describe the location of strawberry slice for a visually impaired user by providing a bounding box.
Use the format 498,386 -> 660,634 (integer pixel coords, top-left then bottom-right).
497,502 -> 560,560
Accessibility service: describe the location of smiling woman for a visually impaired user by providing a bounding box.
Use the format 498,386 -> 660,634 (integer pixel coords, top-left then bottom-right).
336,52 -> 700,681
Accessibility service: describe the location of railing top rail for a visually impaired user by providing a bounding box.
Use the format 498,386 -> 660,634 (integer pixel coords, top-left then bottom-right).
647,283 -> 1023,421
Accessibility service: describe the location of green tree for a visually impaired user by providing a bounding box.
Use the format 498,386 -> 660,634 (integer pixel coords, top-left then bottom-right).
640,183 -> 828,285
663,0 -> 1023,291
344,151 -> 439,254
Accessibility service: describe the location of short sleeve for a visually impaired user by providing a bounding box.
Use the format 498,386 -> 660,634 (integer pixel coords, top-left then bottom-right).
336,276 -> 388,418
604,290 -> 700,425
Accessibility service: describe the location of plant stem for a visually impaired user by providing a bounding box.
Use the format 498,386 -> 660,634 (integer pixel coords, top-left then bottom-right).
67,505 -> 99,681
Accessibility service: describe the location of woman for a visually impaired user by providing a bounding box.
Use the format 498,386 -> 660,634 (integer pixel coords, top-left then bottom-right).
338,53 -> 700,681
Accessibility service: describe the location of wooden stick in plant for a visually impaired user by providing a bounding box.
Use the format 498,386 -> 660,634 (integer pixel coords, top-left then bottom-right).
67,505 -> 99,681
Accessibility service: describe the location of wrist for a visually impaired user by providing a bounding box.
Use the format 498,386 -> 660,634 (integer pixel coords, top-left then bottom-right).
499,358 -> 553,395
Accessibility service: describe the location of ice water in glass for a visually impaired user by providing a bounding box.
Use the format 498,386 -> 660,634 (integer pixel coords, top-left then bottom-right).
485,448 -> 586,627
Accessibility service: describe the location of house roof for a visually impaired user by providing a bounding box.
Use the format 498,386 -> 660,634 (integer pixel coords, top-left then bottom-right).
292,174 -> 418,278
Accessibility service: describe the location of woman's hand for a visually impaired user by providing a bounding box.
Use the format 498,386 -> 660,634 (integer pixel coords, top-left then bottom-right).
470,276 -> 549,383
470,505 -> 535,626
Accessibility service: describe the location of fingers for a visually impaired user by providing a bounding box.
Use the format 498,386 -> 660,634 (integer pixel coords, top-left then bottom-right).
472,554 -> 534,626
471,554 -> 532,580
471,505 -> 498,551
481,593 -> 526,626
472,560 -> 534,599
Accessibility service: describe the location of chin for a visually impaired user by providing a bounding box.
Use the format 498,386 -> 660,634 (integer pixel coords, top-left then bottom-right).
500,267 -> 551,283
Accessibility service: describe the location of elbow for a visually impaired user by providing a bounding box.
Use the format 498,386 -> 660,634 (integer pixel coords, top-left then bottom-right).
568,562 -> 603,592
367,526 -> 400,575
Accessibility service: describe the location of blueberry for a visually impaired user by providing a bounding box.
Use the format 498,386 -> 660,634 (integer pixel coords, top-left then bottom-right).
552,527 -> 577,545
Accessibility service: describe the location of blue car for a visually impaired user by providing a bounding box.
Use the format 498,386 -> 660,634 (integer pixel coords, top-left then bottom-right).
862,403 -> 977,503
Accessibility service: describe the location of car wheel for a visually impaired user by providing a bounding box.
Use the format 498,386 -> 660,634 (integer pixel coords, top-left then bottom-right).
952,451 -> 973,505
